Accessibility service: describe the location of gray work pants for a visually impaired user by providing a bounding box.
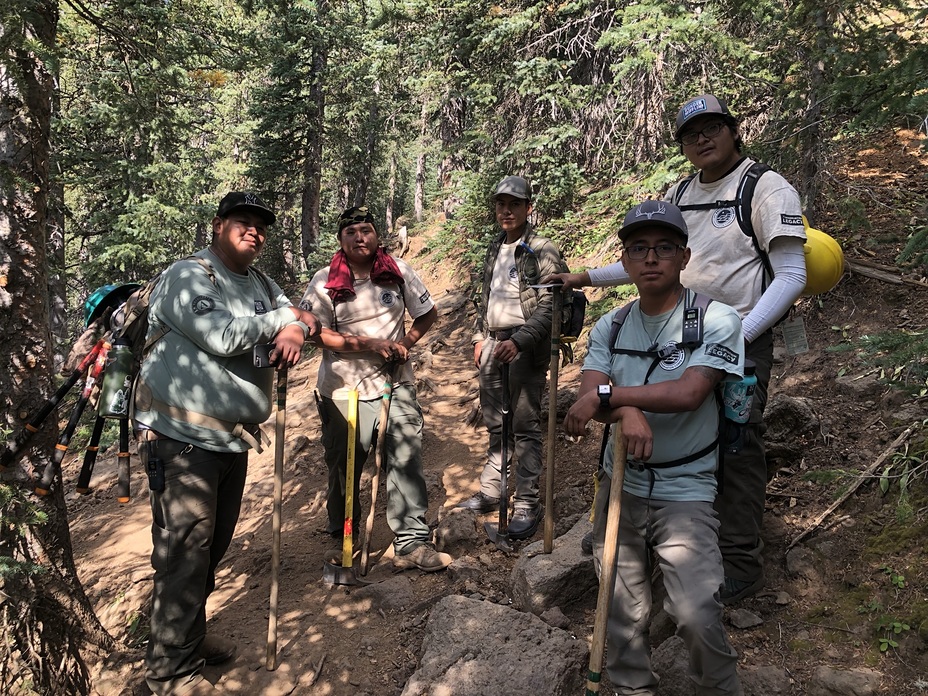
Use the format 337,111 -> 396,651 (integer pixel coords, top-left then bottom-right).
715,331 -> 773,583
592,487 -> 742,695
145,438 -> 247,696
477,338 -> 548,509
321,385 -> 431,555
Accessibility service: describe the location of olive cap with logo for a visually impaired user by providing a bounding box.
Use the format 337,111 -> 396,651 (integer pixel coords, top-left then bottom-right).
674,94 -> 736,141
618,200 -> 689,242
493,175 -> 532,201
216,191 -> 276,226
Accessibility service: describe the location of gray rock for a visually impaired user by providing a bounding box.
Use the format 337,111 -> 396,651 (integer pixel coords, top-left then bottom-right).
540,606 -> 571,630
740,664 -> 792,695
353,575 -> 414,612
510,516 -> 597,615
807,665 -> 882,696
401,595 -> 587,696
727,608 -> 763,629
447,555 -> 485,583
434,508 -> 482,555
785,546 -> 822,582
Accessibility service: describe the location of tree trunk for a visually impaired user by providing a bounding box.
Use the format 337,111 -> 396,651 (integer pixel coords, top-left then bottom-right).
300,0 -> 328,261
415,100 -> 427,223
1,6 -> 115,694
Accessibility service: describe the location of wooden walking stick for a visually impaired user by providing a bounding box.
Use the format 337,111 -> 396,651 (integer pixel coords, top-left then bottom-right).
266,366 -> 288,671
544,285 -> 563,553
360,362 -> 398,576
586,421 -> 626,695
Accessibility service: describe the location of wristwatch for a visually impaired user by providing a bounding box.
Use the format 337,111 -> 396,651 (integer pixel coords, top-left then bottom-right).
597,384 -> 612,410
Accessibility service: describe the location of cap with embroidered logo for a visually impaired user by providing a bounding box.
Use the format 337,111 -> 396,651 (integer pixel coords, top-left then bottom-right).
674,94 -> 735,141
216,192 -> 276,225
618,200 -> 688,241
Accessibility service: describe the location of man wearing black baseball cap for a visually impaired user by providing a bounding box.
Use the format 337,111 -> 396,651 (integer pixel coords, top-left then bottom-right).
135,191 -> 319,695
548,93 -> 808,604
566,199 -> 744,695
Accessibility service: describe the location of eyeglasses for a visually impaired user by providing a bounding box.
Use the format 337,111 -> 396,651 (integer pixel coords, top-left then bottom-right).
678,121 -> 726,146
624,243 -> 684,260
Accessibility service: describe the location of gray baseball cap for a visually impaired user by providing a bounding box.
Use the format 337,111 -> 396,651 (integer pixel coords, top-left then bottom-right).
674,94 -> 734,140
493,175 -> 532,201
618,200 -> 688,242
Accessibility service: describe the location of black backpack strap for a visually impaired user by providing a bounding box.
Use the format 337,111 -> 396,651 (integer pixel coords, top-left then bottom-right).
735,162 -> 774,288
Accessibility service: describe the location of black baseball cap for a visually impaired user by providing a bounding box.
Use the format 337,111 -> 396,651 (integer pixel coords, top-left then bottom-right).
618,200 -> 688,242
216,192 -> 276,226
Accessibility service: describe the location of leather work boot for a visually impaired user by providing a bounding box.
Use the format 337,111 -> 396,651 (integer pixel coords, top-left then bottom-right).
196,635 -> 237,665
455,491 -> 499,513
508,506 -> 542,540
392,544 -> 452,572
183,679 -> 223,695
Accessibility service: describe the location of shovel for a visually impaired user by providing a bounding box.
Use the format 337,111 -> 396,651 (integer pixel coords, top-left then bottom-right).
484,362 -> 512,551
266,366 -> 287,670
360,362 -> 399,576
323,388 -> 367,586
585,420 -> 627,695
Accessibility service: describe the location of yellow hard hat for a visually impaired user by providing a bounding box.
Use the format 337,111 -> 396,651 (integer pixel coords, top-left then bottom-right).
802,218 -> 844,295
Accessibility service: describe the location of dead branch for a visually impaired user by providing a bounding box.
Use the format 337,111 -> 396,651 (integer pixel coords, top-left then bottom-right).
847,259 -> 928,288
787,426 -> 915,551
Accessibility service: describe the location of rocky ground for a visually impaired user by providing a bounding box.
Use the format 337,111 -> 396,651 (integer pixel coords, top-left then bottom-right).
65,128 -> 928,695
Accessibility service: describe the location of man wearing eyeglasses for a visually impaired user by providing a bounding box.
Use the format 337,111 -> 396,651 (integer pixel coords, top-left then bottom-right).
566,200 -> 744,695
549,94 -> 807,604
135,192 -> 321,696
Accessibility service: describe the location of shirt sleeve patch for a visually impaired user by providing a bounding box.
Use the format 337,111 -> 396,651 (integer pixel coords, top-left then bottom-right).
781,214 -> 804,226
704,343 -> 739,365
418,290 -> 431,304
192,296 -> 215,315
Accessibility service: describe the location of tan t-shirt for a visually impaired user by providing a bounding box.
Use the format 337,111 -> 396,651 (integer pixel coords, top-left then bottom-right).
665,158 -> 806,318
486,240 -> 524,331
302,258 -> 434,400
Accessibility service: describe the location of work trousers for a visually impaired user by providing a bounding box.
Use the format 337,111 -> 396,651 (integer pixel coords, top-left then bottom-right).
715,331 -> 773,584
145,438 -> 247,696
477,338 -> 548,510
321,385 -> 431,555
592,487 -> 742,695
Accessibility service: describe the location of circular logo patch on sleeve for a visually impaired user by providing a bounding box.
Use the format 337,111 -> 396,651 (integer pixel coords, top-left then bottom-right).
192,296 -> 215,315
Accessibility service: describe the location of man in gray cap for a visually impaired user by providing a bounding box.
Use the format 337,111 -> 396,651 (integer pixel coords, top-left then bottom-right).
549,93 -> 808,603
566,199 -> 744,695
458,175 -> 568,540
133,191 -> 320,695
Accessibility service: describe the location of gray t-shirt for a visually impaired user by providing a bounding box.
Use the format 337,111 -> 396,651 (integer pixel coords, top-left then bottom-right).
133,248 -> 298,452
582,292 -> 744,502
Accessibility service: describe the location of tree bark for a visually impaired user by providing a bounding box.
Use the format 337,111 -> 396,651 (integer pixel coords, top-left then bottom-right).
1,5 -> 115,694
300,0 -> 328,262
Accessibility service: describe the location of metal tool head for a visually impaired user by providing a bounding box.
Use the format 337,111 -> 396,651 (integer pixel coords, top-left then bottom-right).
483,520 -> 514,553
322,559 -> 370,586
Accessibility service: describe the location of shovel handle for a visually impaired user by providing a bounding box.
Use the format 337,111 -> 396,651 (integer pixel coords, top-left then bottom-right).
586,420 -> 626,695
361,364 -> 398,575
342,389 -> 359,568
544,286 -> 563,553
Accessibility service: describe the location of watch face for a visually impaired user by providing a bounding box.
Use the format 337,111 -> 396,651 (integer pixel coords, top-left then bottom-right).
598,385 -> 611,395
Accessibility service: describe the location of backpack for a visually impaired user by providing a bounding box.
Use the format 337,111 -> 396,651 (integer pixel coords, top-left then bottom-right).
97,257 -> 277,438
558,288 -> 587,364
671,162 -> 843,295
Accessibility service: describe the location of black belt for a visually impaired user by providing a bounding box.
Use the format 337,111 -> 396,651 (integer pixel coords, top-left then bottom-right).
489,327 -> 521,340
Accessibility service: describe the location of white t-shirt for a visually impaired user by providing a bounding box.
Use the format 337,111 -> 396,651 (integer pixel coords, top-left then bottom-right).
665,158 -> 806,317
486,241 -> 524,331
582,292 -> 744,502
302,258 -> 434,400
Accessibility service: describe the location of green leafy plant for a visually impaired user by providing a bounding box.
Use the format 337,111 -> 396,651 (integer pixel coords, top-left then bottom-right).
876,616 -> 910,653
880,565 -> 907,590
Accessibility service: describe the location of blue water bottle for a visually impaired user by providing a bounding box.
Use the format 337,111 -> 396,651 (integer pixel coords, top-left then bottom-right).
723,359 -> 756,453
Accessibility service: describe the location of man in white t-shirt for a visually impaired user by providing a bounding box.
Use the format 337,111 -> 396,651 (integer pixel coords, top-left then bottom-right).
301,206 -> 450,572
550,94 -> 807,603
566,199 -> 743,695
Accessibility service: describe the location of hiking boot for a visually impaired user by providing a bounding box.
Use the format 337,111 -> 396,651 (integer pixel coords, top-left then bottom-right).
197,635 -> 236,666
508,507 -> 542,540
580,530 -> 594,554
392,544 -> 452,572
456,492 -> 499,514
720,575 -> 764,605
183,678 -> 222,695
